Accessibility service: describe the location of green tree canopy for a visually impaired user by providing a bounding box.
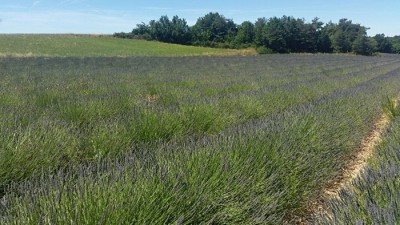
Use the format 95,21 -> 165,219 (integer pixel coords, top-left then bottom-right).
191,12 -> 237,47
233,21 -> 255,48
389,36 -> 400,53
328,19 -> 367,53
254,17 -> 268,47
130,15 -> 190,45
115,13 -> 395,55
374,34 -> 393,53
352,34 -> 377,55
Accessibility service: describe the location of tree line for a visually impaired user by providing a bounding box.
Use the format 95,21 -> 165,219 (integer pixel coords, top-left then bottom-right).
114,12 -> 400,55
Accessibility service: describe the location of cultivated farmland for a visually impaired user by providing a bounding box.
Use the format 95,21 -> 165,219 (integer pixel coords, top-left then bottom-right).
317,100 -> 400,224
1,52 -> 400,224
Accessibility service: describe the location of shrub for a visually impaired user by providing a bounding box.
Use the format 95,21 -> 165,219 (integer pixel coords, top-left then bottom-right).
256,46 -> 274,54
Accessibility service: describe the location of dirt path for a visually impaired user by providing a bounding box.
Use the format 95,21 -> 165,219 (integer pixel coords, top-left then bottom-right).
297,95 -> 400,224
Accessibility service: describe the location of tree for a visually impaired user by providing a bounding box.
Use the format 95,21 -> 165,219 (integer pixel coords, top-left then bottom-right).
131,23 -> 151,40
328,19 -> 368,53
317,28 -> 332,53
130,15 -> 191,45
153,16 -> 172,43
302,17 -> 324,52
331,28 -> 348,52
254,18 -> 268,47
280,16 -> 304,52
170,16 -> 191,45
233,21 -> 255,48
191,12 -> 237,47
265,17 -> 287,53
389,36 -> 400,54
373,34 -> 393,53
352,34 -> 376,55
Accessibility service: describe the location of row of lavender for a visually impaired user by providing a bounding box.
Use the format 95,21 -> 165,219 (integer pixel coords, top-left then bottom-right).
317,99 -> 400,224
1,55 -> 400,223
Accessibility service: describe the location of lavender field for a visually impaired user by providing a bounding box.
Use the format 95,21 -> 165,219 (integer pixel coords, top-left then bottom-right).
317,99 -> 400,224
1,54 -> 400,224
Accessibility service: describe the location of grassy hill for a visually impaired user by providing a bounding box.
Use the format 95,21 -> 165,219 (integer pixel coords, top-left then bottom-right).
0,34 -> 256,57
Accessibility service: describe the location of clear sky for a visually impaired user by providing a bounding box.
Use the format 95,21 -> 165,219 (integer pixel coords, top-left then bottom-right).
0,0 -> 399,36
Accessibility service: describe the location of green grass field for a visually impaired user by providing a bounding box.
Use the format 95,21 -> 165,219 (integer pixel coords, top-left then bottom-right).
0,34 -> 255,57
0,35 -> 400,224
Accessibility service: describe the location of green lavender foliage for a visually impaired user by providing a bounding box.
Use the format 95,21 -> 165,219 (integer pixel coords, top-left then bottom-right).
318,103 -> 400,225
0,55 -> 400,224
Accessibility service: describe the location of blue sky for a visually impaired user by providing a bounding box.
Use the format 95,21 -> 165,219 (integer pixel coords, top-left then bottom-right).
0,0 -> 399,36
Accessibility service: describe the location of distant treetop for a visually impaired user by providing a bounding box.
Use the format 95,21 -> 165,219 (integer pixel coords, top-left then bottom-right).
114,13 -> 399,55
